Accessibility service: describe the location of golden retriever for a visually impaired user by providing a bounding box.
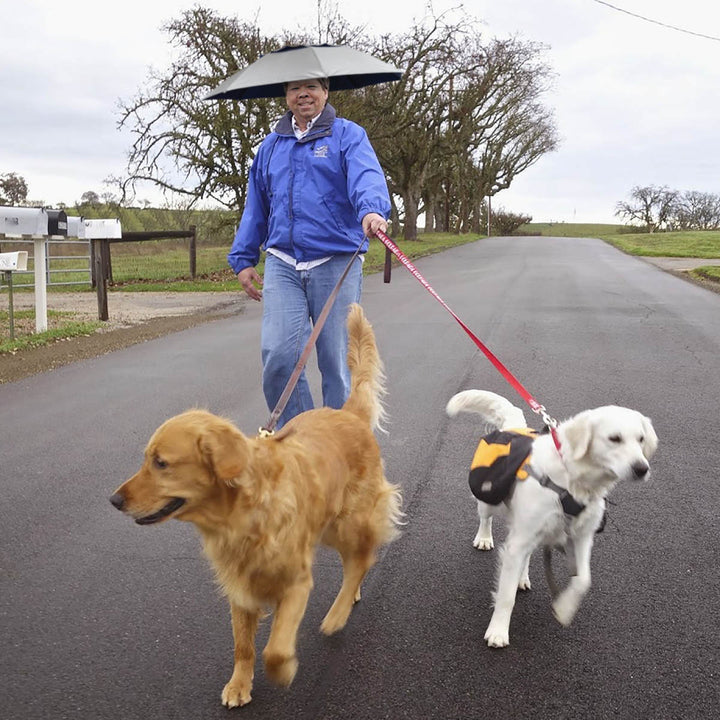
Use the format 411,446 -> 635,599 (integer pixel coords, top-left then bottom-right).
110,304 -> 402,708
446,389 -> 658,648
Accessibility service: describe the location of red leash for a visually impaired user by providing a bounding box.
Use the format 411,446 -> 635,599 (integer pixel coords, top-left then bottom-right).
374,229 -> 562,451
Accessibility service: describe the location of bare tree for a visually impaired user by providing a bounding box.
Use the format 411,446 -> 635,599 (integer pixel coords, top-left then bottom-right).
672,190 -> 720,230
615,185 -> 678,233
443,35 -> 557,234
116,6 -> 554,238
337,13 -> 557,239
117,7 -> 285,210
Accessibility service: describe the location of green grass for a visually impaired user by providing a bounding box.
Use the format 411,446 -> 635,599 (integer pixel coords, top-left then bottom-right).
0,308 -> 102,353
596,230 -> 720,258
521,222 -> 623,238
523,224 -> 720,258
106,233 -> 484,291
692,265 -> 720,282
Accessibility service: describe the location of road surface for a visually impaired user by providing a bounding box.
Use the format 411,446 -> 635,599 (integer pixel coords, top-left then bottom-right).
1,236 -> 718,719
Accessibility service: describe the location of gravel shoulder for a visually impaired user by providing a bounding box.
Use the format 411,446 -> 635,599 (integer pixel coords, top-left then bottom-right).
1,291 -> 248,384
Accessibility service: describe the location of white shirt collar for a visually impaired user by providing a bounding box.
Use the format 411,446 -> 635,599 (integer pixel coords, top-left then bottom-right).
292,112 -> 322,139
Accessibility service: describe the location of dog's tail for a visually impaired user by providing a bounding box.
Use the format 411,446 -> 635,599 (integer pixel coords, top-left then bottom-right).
343,303 -> 386,431
446,389 -> 527,430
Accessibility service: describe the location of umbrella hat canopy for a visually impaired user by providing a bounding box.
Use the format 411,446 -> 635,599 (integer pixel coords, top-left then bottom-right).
205,44 -> 402,100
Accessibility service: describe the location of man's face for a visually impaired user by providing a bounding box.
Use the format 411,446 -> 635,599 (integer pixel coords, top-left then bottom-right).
285,79 -> 329,127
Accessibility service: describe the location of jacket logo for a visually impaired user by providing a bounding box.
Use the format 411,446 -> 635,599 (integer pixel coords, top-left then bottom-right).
314,144 -> 329,158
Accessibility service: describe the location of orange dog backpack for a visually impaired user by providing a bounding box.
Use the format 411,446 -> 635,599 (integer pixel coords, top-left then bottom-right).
468,428 -> 538,505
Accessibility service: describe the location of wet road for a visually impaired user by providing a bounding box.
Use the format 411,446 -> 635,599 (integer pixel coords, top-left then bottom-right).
2,237 -> 718,719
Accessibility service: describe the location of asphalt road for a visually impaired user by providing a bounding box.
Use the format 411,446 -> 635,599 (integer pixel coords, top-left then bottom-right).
2,237 -> 718,720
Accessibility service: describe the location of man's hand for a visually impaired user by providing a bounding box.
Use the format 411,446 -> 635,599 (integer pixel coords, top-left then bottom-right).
362,212 -> 388,238
237,267 -> 263,301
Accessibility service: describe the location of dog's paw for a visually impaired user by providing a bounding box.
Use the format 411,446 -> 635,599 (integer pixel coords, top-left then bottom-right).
518,576 -> 532,591
552,594 -> 579,626
263,651 -> 298,687
221,680 -> 252,708
473,536 -> 494,550
320,609 -> 350,636
484,625 -> 510,648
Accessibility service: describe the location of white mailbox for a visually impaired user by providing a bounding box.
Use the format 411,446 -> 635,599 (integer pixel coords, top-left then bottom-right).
0,251 -> 29,271
66,216 -> 86,238
83,218 -> 122,239
0,206 -> 49,236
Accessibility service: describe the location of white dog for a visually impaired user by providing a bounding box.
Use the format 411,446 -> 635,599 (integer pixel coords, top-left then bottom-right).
446,389 -> 658,648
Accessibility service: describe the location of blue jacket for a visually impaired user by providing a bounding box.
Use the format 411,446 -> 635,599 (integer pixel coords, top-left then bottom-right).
228,104 -> 391,273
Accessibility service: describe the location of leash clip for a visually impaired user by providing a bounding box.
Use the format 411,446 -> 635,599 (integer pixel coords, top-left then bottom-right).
258,427 -> 275,438
534,404 -> 558,430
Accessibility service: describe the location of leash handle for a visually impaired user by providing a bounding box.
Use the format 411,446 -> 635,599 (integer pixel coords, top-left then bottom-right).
260,246 -> 362,435
373,229 -> 562,451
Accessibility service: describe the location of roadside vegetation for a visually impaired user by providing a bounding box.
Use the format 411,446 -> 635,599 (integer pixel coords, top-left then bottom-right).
524,223 -> 720,285
3,224 -> 719,353
0,232 -> 484,349
0,309 -> 101,354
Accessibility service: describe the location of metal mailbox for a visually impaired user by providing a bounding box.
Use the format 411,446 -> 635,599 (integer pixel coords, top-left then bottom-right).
0,250 -> 29,271
83,218 -> 122,239
0,206 -> 49,236
46,208 -> 68,236
66,216 -> 86,238
0,206 -> 69,237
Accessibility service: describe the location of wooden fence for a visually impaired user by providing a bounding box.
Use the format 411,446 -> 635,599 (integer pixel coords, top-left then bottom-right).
93,227 -> 196,321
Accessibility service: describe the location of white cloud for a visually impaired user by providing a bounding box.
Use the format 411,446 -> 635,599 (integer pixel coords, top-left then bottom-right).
2,0 -> 719,219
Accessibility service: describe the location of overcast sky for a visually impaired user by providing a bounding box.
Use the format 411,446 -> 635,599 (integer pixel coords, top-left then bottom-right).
1,0 -> 718,223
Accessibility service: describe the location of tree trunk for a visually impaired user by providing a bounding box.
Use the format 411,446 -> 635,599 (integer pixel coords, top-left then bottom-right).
424,195 -> 435,233
402,189 -> 420,241
470,196 -> 483,233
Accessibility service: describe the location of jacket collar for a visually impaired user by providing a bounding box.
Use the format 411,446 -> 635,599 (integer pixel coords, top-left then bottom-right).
274,103 -> 336,141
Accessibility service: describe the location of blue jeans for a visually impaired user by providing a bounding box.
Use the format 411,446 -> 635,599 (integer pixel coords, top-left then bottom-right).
261,253 -> 363,428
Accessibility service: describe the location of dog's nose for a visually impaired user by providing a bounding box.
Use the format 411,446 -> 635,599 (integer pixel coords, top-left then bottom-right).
109,493 -> 125,510
632,463 -> 649,480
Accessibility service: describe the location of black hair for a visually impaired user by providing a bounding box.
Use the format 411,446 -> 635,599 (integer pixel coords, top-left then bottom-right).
283,77 -> 330,92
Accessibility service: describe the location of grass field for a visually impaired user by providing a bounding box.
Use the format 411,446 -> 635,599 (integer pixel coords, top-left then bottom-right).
524,223 -> 720,259
521,222 -> 622,237
594,230 -> 720,259
89,233 -> 485,292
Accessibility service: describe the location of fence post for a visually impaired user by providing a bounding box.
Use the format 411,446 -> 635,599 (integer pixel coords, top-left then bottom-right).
189,225 -> 197,279
90,241 -> 96,288
93,239 -> 109,321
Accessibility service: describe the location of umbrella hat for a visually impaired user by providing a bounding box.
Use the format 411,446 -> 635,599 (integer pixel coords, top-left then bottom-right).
205,44 -> 402,100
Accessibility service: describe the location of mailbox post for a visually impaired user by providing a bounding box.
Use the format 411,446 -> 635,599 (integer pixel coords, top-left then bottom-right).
0,251 -> 29,339
1,206 -> 67,332
84,219 -> 122,321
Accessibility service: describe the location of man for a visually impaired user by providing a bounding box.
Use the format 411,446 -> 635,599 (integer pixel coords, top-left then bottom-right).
228,77 -> 391,428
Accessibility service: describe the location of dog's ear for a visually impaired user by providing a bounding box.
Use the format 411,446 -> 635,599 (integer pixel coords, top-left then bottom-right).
561,412 -> 593,461
641,415 -> 659,458
199,421 -> 250,483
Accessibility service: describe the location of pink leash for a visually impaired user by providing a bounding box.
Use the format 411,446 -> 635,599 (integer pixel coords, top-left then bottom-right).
374,229 -> 562,451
